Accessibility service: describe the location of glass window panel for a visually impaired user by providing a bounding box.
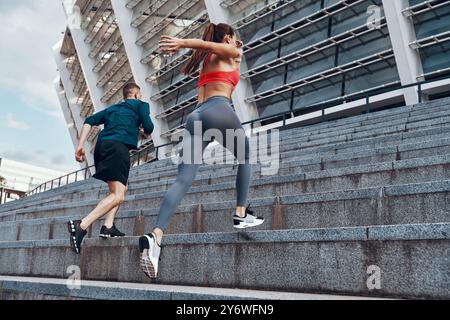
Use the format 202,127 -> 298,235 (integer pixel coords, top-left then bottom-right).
345,58 -> 399,94
413,6 -> 450,39
292,77 -> 343,110
240,15 -> 273,44
338,27 -> 391,65
408,0 -> 424,6
330,0 -> 383,37
279,20 -> 329,57
420,41 -> 450,74
324,0 -> 344,7
286,47 -> 336,83
273,0 -> 322,30
245,41 -> 280,70
256,96 -> 291,119
251,68 -> 285,94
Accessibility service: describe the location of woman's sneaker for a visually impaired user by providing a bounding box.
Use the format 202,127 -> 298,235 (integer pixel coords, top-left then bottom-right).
99,224 -> 126,238
138,233 -> 161,279
233,204 -> 264,229
68,220 -> 87,254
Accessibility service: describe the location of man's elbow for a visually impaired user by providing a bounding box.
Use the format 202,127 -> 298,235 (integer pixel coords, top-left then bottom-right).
84,118 -> 95,126
144,124 -> 154,135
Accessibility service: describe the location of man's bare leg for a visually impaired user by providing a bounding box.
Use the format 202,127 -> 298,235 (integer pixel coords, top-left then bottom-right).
80,181 -> 126,230
103,184 -> 128,228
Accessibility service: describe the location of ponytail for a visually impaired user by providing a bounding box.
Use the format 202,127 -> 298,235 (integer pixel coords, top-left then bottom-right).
181,23 -> 235,75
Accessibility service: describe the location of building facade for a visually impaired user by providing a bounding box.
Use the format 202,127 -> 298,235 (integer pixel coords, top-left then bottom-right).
0,158 -> 65,195
54,0 -> 450,167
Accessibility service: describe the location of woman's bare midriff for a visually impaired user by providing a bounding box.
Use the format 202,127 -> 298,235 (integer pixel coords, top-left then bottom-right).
197,82 -> 234,104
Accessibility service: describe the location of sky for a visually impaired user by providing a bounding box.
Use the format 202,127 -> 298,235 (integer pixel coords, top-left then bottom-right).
0,0 -> 78,173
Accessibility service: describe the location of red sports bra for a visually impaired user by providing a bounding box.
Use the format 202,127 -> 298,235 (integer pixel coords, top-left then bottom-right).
198,53 -> 240,89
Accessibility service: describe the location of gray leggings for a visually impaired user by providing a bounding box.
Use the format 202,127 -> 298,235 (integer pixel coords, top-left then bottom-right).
154,96 -> 251,231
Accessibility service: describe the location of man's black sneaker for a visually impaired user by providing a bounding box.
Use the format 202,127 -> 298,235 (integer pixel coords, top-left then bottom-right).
68,220 -> 87,254
233,204 -> 265,229
99,224 -> 126,238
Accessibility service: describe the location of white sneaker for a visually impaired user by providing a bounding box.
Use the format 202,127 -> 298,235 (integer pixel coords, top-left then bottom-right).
233,204 -> 264,229
138,233 -> 161,279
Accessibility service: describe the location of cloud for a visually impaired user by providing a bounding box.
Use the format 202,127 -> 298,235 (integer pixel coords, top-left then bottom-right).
0,0 -> 67,119
51,154 -> 66,165
4,113 -> 30,130
1,149 -> 75,173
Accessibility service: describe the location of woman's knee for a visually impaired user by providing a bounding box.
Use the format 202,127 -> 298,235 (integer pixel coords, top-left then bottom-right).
176,166 -> 198,187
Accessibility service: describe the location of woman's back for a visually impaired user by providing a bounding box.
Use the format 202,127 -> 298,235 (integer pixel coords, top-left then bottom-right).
197,53 -> 240,103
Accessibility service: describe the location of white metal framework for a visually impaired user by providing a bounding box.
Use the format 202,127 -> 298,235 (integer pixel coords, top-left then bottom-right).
55,0 -> 450,160
246,49 -> 395,103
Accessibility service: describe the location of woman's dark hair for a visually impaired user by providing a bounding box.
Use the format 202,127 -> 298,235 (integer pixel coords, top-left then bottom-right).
181,23 -> 235,75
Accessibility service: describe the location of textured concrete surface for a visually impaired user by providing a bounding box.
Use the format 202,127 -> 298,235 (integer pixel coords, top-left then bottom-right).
0,224 -> 448,299
0,276 -> 385,300
1,179 -> 449,241
0,98 -> 449,300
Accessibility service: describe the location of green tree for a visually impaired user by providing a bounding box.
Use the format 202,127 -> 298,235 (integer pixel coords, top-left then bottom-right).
0,176 -> 5,187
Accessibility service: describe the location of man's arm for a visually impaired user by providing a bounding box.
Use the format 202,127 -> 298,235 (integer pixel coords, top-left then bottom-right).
75,123 -> 92,163
75,110 -> 106,162
84,109 -> 106,127
139,102 -> 154,136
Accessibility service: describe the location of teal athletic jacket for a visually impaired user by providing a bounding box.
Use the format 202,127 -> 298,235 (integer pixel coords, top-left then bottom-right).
84,99 -> 154,150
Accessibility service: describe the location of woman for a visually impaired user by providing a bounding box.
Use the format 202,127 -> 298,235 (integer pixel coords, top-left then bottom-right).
138,23 -> 264,279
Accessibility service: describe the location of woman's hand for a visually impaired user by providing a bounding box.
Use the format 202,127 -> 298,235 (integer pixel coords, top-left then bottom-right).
159,35 -> 183,56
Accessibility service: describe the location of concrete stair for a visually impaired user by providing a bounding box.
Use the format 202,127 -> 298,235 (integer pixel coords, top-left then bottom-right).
1,97 -> 450,299
0,276 -> 383,300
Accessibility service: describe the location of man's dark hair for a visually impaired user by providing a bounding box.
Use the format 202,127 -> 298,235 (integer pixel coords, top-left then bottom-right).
123,82 -> 141,99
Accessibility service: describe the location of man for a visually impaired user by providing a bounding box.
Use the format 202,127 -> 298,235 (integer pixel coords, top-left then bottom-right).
68,82 -> 154,254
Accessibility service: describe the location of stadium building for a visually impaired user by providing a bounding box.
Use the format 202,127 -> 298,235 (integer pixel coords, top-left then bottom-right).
54,0 -> 450,167
1,0 -> 449,300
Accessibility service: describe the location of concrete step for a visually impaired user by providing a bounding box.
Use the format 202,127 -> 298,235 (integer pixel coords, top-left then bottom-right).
2,128 -> 449,218
1,100 -> 449,215
126,141 -> 450,196
0,276 -> 380,300
281,124 -> 450,161
147,119 -> 450,178
274,106 -> 450,148
116,124 -> 450,192
3,110 -> 449,215
182,112 -> 450,166
2,179 -> 449,241
276,97 -> 450,140
250,115 -> 450,162
13,153 -> 450,213
18,136 -> 450,209
0,223 -> 448,299
131,101 -> 450,175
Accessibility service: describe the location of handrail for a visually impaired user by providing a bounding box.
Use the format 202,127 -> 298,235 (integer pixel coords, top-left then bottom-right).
24,140 -> 179,198
23,73 -> 450,198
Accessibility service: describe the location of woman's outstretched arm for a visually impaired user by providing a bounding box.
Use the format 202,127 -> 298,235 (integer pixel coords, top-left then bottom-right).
159,35 -> 241,59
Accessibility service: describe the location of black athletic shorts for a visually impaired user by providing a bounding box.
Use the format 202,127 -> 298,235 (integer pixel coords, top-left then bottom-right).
93,139 -> 131,186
